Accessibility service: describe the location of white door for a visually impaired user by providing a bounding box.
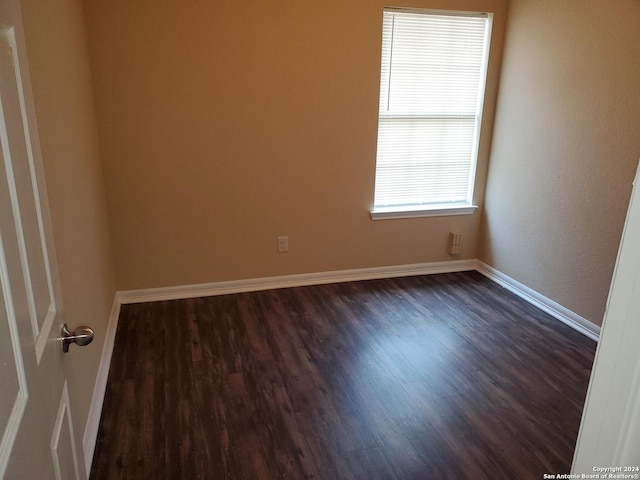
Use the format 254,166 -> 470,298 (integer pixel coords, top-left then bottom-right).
572,160 -> 640,471
0,1 -> 86,479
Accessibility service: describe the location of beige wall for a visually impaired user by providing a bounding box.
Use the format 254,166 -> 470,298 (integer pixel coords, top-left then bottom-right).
21,0 -> 116,449
83,0 -> 507,291
479,0 -> 640,325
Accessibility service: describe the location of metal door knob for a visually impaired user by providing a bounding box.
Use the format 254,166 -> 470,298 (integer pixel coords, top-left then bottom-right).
60,324 -> 94,353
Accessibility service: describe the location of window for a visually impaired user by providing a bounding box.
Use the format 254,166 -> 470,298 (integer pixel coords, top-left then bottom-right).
372,9 -> 492,219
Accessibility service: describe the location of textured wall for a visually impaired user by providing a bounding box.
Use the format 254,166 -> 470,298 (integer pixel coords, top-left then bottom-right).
21,0 -> 116,449
83,0 -> 507,290
479,0 -> 640,325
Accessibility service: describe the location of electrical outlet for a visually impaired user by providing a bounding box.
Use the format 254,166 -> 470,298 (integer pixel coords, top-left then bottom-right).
449,232 -> 463,255
277,236 -> 289,253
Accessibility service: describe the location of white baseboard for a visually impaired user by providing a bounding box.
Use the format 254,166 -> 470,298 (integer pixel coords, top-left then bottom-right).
117,259 -> 601,342
117,259 -> 477,304
475,261 -> 601,341
82,294 -> 122,476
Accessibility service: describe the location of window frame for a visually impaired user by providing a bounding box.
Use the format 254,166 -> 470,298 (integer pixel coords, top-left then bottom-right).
370,8 -> 493,220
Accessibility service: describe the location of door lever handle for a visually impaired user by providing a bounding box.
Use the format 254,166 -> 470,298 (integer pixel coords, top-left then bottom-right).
60,324 -> 94,353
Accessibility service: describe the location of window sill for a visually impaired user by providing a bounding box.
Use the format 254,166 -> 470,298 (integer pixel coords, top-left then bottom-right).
370,205 -> 478,220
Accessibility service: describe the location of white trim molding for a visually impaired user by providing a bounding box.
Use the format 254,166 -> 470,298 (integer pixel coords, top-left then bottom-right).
117,259 -> 601,343
371,205 -> 478,220
82,295 -> 121,476
475,261 -> 600,342
118,260 -> 477,304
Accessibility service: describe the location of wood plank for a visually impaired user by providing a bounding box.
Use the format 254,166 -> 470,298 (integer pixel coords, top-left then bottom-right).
90,272 -> 596,479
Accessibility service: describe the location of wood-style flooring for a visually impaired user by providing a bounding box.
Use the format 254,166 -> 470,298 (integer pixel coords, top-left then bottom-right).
90,271 -> 596,480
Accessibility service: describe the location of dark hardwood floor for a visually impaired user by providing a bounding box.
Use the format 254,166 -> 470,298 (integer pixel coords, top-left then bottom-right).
90,271 -> 596,480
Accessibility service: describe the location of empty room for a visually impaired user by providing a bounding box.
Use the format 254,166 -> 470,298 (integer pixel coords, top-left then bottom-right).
1,0 -> 639,479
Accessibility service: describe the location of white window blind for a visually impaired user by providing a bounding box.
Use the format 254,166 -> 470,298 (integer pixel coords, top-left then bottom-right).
373,9 -> 492,214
